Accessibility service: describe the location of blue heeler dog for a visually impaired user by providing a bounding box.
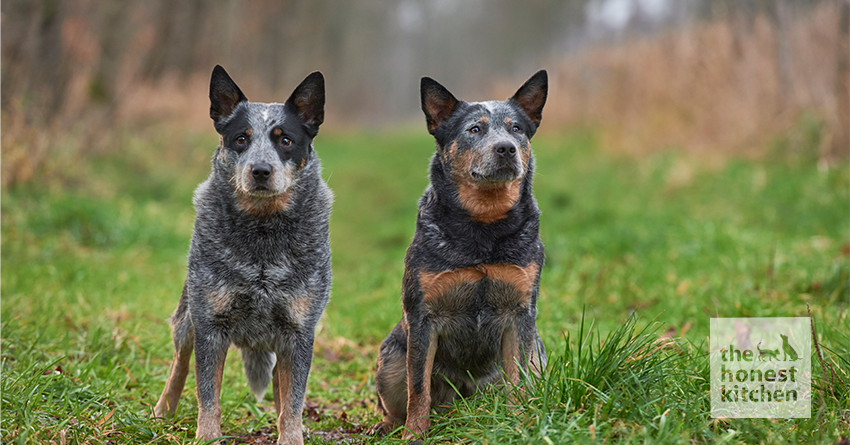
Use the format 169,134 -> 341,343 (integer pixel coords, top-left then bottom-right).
153,65 -> 332,445
368,71 -> 549,440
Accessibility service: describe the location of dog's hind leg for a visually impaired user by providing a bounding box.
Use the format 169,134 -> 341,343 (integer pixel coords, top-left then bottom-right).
501,325 -> 522,387
242,348 -> 275,402
154,282 -> 195,420
368,321 -> 410,436
531,332 -> 547,375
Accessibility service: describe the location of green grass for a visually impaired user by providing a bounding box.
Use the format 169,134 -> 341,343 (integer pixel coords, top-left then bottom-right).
2,127 -> 848,444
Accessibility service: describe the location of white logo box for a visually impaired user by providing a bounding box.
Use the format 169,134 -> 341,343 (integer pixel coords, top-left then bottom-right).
710,317 -> 811,418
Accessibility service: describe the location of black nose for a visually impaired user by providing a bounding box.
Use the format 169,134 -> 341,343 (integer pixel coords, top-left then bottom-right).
251,163 -> 272,181
494,143 -> 517,157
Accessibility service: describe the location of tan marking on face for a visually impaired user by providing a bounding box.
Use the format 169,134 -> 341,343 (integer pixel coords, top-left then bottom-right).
448,148 -> 475,180
441,141 -> 459,164
448,146 -> 527,223
217,137 -> 228,163
208,291 -> 236,314
245,128 -> 253,136
235,191 -> 293,217
504,117 -> 512,124
300,158 -> 307,170
273,128 -> 282,136
480,116 -> 489,123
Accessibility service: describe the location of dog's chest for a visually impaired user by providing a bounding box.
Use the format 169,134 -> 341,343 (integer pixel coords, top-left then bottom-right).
418,263 -> 537,325
416,263 -> 537,376
199,254 -> 320,347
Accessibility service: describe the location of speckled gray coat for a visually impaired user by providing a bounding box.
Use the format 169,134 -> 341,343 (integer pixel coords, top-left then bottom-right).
154,66 -> 331,445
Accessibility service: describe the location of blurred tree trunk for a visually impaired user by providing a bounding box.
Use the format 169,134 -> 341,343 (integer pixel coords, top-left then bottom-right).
177,0 -> 206,79
140,0 -> 175,81
764,0 -> 794,106
36,0 -> 69,113
91,1 -> 132,113
834,0 -> 850,158
140,0 -> 205,82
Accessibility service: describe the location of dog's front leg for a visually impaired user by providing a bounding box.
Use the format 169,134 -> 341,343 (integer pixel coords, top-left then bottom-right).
194,330 -> 229,440
404,317 -> 437,440
273,332 -> 313,445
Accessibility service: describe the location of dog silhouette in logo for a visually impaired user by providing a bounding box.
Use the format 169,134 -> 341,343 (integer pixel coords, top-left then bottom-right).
757,340 -> 780,361
780,334 -> 799,361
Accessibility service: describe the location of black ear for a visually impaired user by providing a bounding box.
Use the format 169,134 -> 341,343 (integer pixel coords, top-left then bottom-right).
510,70 -> 548,128
421,77 -> 459,135
286,71 -> 325,137
209,65 -> 248,125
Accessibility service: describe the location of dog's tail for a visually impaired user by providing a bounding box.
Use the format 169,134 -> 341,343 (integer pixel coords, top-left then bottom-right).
241,349 -> 276,402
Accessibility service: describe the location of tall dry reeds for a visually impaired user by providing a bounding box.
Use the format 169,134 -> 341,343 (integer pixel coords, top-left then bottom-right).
544,1 -> 848,160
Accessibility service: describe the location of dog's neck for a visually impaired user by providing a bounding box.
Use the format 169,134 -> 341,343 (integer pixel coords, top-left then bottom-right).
428,155 -> 536,227
453,179 -> 523,224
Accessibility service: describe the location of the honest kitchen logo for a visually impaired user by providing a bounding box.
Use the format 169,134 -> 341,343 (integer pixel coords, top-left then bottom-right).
718,333 -> 800,403
710,318 -> 811,418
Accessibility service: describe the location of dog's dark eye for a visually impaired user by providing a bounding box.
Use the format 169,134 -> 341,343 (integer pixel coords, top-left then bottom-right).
469,126 -> 480,134
236,135 -> 247,146
512,125 -> 521,133
282,137 -> 292,147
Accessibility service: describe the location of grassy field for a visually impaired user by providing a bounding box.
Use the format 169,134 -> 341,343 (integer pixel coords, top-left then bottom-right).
2,127 -> 849,444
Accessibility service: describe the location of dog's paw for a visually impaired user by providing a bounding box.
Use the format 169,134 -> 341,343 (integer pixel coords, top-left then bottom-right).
366,420 -> 396,437
151,405 -> 169,421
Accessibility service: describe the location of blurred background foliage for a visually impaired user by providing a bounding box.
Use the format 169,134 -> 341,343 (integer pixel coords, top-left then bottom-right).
1,0 -> 848,189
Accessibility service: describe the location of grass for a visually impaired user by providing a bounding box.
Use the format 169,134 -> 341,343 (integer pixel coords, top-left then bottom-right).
2,126 -> 849,444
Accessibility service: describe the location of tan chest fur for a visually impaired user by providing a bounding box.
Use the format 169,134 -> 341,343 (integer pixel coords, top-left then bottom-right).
418,263 -> 538,316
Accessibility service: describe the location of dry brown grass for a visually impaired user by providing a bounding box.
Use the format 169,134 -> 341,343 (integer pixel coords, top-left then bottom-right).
1,103 -> 51,187
542,1 -> 848,160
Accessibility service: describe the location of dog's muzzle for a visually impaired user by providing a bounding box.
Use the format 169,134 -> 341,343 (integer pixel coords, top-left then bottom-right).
469,143 -> 524,182
238,162 -> 294,196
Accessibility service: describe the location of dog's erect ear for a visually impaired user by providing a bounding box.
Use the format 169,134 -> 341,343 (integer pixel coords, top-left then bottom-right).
286,71 -> 325,137
209,65 -> 248,125
510,70 -> 548,128
421,77 -> 459,135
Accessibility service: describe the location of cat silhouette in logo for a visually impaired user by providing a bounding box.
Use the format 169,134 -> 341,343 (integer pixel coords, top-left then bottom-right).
757,340 -> 780,361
